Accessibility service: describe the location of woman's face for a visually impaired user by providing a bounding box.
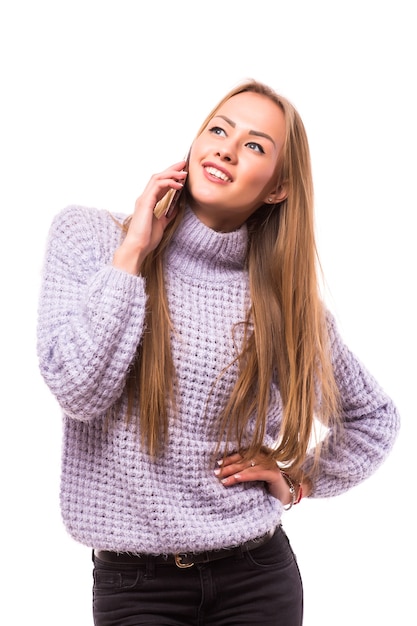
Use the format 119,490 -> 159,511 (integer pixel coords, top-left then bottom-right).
187,91 -> 287,232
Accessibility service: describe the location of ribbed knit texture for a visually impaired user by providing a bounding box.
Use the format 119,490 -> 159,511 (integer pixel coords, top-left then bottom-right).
37,205 -> 400,553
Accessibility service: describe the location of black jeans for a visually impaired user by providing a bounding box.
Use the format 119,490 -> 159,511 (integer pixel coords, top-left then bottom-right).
92,526 -> 303,626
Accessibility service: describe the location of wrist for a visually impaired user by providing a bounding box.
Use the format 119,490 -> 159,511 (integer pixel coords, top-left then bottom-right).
299,477 -> 312,499
280,472 -> 297,510
112,240 -> 147,275
278,467 -> 309,510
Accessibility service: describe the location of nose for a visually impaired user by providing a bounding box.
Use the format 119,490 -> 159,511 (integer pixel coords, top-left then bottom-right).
216,151 -> 231,162
215,142 -> 237,163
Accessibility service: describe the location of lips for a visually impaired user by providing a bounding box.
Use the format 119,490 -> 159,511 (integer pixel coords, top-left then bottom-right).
203,162 -> 233,183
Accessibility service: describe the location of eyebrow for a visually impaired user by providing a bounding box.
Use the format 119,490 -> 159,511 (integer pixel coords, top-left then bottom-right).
214,115 -> 276,147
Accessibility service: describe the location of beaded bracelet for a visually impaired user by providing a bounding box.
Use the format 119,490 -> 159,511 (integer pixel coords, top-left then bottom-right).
280,471 -> 297,510
295,483 -> 303,505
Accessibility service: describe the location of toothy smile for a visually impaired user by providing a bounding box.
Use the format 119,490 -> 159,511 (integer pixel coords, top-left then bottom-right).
204,166 -> 232,183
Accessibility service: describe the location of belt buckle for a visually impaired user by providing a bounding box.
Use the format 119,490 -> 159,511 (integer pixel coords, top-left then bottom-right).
174,553 -> 194,568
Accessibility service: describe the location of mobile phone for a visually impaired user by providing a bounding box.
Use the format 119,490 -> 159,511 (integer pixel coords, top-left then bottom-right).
153,154 -> 189,220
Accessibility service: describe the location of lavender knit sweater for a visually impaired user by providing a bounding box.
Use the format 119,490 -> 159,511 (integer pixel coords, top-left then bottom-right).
37,205 -> 399,554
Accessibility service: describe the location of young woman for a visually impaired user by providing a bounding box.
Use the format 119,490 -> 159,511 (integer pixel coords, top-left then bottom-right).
37,80 -> 400,626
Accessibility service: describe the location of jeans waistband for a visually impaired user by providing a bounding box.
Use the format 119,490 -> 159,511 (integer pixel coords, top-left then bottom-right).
94,527 -> 276,569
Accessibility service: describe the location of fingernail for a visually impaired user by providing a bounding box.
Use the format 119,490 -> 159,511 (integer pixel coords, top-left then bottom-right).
214,468 -> 221,476
217,459 -> 223,466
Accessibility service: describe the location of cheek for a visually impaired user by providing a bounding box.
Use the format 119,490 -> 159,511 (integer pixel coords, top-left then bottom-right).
188,137 -> 206,164
187,143 -> 205,179
186,159 -> 201,194
244,163 -> 276,194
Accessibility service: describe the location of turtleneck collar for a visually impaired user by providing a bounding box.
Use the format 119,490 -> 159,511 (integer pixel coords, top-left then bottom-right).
165,206 -> 249,282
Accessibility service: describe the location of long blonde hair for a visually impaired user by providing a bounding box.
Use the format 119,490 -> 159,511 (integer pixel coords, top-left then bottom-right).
123,79 -> 340,474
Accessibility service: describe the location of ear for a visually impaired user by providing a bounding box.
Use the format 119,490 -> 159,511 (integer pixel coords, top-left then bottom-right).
264,182 -> 288,205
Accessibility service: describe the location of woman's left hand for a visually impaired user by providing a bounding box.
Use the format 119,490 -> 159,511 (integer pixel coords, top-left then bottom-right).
214,452 -> 294,505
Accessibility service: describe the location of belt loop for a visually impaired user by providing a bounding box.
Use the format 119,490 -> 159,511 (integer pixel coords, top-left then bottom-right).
144,555 -> 155,580
234,544 -> 245,561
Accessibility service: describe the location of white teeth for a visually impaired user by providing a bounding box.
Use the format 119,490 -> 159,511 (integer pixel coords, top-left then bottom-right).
205,166 -> 231,182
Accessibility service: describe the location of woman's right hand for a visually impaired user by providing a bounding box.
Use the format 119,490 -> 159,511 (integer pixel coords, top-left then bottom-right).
112,160 -> 188,275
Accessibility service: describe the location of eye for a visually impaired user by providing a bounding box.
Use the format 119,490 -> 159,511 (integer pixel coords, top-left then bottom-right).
246,141 -> 265,154
209,125 -> 226,137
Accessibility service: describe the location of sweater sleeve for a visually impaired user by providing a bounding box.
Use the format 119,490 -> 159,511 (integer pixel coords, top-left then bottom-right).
305,312 -> 400,497
37,205 -> 148,420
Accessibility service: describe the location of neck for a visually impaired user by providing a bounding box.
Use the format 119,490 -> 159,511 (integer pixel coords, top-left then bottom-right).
189,202 -> 253,233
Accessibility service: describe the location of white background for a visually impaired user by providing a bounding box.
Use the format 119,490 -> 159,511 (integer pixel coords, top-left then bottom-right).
1,1 -> 415,624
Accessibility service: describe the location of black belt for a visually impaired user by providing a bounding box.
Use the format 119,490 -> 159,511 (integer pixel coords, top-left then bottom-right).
94,527 -> 276,569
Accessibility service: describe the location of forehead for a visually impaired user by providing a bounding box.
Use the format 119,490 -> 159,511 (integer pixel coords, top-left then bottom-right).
213,91 -> 286,142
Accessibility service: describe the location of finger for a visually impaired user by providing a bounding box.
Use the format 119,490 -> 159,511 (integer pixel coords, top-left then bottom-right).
141,163 -> 188,198
154,161 -> 188,184
148,175 -> 187,200
220,466 -> 261,486
215,458 -> 258,482
165,159 -> 188,172
220,462 -> 280,487
217,453 -> 244,468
